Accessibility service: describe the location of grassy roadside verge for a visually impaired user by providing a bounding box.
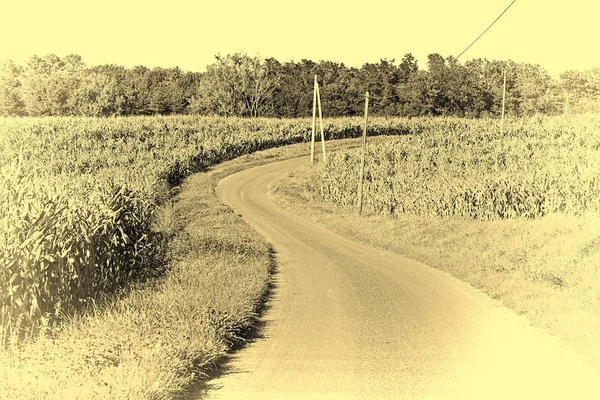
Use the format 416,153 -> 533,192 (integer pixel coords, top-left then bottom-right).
0,139 -> 362,399
0,145 -> 289,399
269,157 -> 600,371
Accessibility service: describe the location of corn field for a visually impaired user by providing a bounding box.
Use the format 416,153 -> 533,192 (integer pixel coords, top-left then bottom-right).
0,115 -> 421,345
4,114 -> 598,345
319,114 -> 600,220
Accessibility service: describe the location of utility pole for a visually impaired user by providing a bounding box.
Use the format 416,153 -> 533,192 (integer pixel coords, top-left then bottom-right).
310,75 -> 317,165
500,68 -> 507,134
310,75 -> 327,164
316,81 -> 326,164
357,91 -> 369,216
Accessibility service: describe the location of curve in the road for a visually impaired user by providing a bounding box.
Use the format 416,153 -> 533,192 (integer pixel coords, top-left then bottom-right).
198,156 -> 600,400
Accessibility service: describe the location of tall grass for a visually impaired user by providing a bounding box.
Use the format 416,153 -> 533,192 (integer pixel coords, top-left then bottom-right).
1,158 -> 158,345
0,116 -> 296,343
0,115 -> 426,343
6,114 -> 596,343
318,114 -> 600,219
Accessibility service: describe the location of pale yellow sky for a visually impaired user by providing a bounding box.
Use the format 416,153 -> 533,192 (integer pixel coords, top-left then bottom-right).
1,0 -> 598,76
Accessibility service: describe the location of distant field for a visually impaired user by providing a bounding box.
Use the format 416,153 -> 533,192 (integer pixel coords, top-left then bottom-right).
3,113 -> 599,342
0,115 -> 435,342
319,114 -> 600,219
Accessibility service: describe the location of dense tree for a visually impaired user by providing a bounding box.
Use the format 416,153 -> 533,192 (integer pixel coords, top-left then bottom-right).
0,52 -> 597,118
463,59 -> 504,117
190,53 -> 277,117
559,68 -> 600,113
69,71 -> 124,117
314,61 -> 358,116
273,59 -> 318,118
19,54 -> 83,115
0,60 -> 25,116
355,59 -> 401,116
511,63 -> 553,116
147,67 -> 187,114
398,53 -> 418,82
396,70 -> 432,117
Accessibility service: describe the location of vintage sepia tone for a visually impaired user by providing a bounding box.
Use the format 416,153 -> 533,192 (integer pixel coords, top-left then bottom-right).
2,0 -> 600,398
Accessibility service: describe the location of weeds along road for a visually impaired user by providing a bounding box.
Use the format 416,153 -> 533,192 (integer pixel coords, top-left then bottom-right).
202,156 -> 600,400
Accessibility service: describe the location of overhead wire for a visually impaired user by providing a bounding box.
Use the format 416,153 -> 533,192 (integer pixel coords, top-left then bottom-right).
314,2 -> 517,111
357,2 -> 518,106
455,0 -> 517,60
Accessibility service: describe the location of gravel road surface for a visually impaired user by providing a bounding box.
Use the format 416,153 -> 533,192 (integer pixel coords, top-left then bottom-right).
199,156 -> 600,399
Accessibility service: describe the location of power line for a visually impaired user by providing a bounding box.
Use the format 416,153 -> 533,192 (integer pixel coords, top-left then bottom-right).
456,0 -> 517,60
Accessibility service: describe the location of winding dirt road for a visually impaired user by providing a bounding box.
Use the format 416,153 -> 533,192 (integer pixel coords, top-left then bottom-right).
200,156 -> 600,399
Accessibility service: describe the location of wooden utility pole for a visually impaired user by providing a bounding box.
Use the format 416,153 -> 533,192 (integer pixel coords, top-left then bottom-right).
310,75 -> 317,165
316,81 -> 326,164
310,75 -> 327,164
500,68 -> 507,134
357,91 -> 369,216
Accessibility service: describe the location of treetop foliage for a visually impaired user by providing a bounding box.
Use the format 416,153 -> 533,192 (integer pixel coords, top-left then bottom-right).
1,52 -> 599,118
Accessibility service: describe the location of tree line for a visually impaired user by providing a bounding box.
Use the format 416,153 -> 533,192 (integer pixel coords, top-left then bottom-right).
1,52 -> 599,118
